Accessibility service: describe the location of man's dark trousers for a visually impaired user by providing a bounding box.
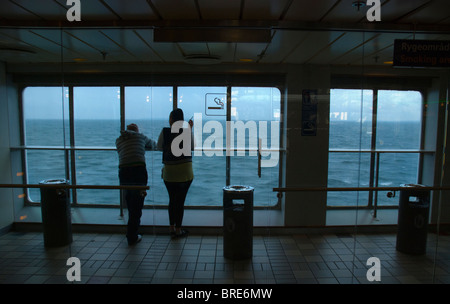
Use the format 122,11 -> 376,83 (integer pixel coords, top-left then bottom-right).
119,165 -> 148,244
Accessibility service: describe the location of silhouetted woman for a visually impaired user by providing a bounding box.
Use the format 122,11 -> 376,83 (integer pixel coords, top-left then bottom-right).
157,108 -> 194,239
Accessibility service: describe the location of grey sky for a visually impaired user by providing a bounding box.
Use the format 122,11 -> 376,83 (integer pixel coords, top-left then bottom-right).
23,86 -> 421,122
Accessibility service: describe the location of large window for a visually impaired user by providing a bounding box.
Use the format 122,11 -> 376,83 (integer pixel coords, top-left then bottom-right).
73,87 -> 121,205
375,90 -> 423,206
125,86 -> 173,206
22,85 -> 281,208
177,86 -> 227,206
328,89 -> 423,207
23,87 -> 69,202
229,87 -> 281,207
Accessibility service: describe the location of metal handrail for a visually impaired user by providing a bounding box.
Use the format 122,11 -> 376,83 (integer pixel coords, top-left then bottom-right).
0,184 -> 149,190
273,185 -> 440,218
327,149 -> 435,216
11,145 -> 285,152
0,183 -> 150,217
273,186 -> 441,192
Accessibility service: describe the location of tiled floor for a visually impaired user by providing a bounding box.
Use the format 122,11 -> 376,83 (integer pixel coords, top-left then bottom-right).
1,231 -> 450,284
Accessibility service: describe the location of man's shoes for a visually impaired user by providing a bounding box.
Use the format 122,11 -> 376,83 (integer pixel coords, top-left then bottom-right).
128,234 -> 142,246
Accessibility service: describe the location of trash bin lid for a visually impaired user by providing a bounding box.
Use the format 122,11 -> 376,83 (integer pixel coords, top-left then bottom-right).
39,179 -> 68,185
223,185 -> 254,192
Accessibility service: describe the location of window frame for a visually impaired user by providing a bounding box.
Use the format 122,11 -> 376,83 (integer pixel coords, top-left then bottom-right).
327,87 -> 429,209
18,79 -> 285,210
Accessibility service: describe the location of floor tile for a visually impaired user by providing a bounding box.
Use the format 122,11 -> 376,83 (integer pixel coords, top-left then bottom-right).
0,231 -> 449,285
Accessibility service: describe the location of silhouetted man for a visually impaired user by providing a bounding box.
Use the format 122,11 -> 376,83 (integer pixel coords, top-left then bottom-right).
116,123 -> 156,245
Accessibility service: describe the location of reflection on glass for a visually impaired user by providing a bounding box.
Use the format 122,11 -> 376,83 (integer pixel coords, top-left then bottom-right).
178,86 -> 227,206
376,90 -> 422,206
75,150 -> 119,205
25,150 -> 66,202
327,152 -> 371,206
22,85 -> 281,207
23,87 -> 69,146
328,89 -> 373,206
377,90 -> 422,149
73,87 -> 120,204
125,86 -> 173,206
23,87 -> 69,201
74,87 -> 120,146
328,89 -> 423,207
230,87 -> 281,207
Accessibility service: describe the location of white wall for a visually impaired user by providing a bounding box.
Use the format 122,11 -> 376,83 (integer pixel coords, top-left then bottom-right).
283,65 -> 330,226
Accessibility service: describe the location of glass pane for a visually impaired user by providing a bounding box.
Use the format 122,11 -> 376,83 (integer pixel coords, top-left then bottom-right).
328,89 -> 373,206
329,89 -> 373,149
22,87 -> 69,202
125,86 -> 173,206
23,87 -> 69,146
376,90 -> 423,206
25,150 -> 66,202
74,87 -> 120,146
229,87 -> 281,207
75,150 -> 119,205
73,87 -> 120,204
178,86 -> 227,207
376,90 -> 422,149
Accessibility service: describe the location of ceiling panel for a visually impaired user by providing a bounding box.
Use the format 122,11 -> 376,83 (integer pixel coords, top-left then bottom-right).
139,28 -> 185,63
234,42 -> 269,62
60,29 -> 136,62
0,0 -> 449,66
0,28 -> 54,63
354,32 -> 413,65
0,28 -> 35,48
328,32 -> 389,65
5,0 -> 66,20
151,0 -> 199,20
178,42 -> 210,56
102,0 -> 159,20
54,0 -> 119,20
379,0 -> 436,23
282,31 -> 347,64
320,0 -> 376,23
2,28 -> 62,54
392,0 -> 450,24
283,0 -> 340,22
261,30 -> 311,63
197,0 -> 241,20
207,42 -> 236,62
0,28 -> 90,63
93,29 -> 164,62
310,32 -> 378,65
151,43 -> 184,62
242,0 -> 291,20
0,0 -> 43,20
144,29 -> 184,63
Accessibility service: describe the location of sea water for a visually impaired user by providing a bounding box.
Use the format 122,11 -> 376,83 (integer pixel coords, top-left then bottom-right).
24,119 -> 421,207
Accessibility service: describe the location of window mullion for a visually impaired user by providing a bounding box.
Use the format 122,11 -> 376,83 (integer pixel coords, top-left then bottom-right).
368,89 -> 378,208
120,85 -> 125,131
68,86 -> 77,205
